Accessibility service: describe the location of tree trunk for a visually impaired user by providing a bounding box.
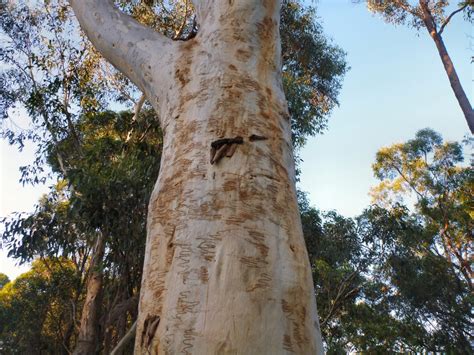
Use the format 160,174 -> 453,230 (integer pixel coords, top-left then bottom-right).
73,234 -> 105,355
420,0 -> 474,133
69,1 -> 324,353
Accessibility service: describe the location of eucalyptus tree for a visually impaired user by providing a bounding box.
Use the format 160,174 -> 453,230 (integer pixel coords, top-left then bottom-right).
1,0 -> 346,353
67,0 -> 338,352
371,128 -> 473,291
362,0 -> 474,132
370,129 -> 473,351
0,258 -> 81,354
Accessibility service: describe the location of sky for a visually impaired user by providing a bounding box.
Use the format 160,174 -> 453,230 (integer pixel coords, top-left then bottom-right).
298,0 -> 472,216
0,0 -> 472,280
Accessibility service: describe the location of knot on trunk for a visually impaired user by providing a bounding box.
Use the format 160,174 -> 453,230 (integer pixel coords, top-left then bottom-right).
141,315 -> 160,350
210,136 -> 243,164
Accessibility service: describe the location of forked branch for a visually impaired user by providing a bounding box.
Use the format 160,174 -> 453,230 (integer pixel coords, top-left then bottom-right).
438,3 -> 469,35
69,0 -> 175,95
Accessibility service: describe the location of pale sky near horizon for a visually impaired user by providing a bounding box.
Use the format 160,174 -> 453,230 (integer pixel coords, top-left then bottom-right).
0,0 -> 472,280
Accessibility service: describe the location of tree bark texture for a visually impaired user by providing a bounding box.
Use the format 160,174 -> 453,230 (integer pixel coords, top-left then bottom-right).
69,0 -> 324,353
419,0 -> 474,133
73,234 -> 105,355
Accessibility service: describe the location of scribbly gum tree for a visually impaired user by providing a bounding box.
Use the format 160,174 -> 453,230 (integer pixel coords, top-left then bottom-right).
70,0 -> 323,353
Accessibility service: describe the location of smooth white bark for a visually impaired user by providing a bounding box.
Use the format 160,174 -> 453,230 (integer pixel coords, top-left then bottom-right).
70,1 -> 324,353
69,0 -> 177,121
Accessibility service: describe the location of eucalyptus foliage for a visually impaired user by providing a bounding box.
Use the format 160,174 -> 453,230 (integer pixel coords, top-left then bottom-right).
300,130 -> 473,353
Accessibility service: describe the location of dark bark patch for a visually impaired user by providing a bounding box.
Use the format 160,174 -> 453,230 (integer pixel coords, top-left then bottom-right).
211,136 -> 244,148
281,297 -> 310,350
223,179 -> 238,192
235,75 -> 261,91
249,134 -> 268,142
283,334 -> 295,353
177,291 -> 199,315
246,230 -> 269,258
239,256 -> 268,269
226,143 -> 238,157
197,235 -> 220,262
235,48 -> 252,62
210,137 -> 243,164
175,67 -> 190,87
166,241 -> 175,266
181,91 -> 200,104
246,272 -> 272,292
141,315 -> 160,349
262,0 -> 277,12
211,144 -> 230,164
210,146 -> 216,164
199,266 -> 209,283
256,17 -> 275,41
181,328 -> 198,355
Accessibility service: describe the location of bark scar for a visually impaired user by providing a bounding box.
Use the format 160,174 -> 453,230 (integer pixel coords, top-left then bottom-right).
210,136 -> 243,164
141,315 -> 161,350
249,134 -> 268,141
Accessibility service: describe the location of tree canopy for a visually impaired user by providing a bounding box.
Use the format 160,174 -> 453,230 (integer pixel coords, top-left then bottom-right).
299,129 -> 472,353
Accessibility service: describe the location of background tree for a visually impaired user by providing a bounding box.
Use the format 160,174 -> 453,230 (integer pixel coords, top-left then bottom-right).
0,258 -> 81,354
2,108 -> 163,354
368,128 -> 472,352
371,128 -> 473,291
361,0 -> 474,133
299,129 -> 472,353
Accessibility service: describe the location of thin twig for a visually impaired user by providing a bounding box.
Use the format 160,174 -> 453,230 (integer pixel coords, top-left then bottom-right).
110,321 -> 137,355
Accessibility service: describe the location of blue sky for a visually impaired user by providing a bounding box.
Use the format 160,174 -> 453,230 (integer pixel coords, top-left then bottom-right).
0,0 -> 472,279
298,0 -> 472,216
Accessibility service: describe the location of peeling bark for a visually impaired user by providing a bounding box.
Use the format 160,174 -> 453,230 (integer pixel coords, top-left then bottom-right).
70,0 -> 324,353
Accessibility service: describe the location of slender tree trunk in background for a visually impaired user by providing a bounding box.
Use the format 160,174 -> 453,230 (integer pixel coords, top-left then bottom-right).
420,0 -> 474,133
69,0 -> 324,353
73,234 -> 105,355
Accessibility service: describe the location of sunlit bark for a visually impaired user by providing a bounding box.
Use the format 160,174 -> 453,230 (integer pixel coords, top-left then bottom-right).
69,0 -> 324,353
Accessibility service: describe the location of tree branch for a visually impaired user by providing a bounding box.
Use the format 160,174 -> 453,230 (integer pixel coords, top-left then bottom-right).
110,321 -> 137,355
173,0 -> 190,40
394,0 -> 418,18
125,94 -> 146,144
69,0 -> 175,96
438,3 -> 468,35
